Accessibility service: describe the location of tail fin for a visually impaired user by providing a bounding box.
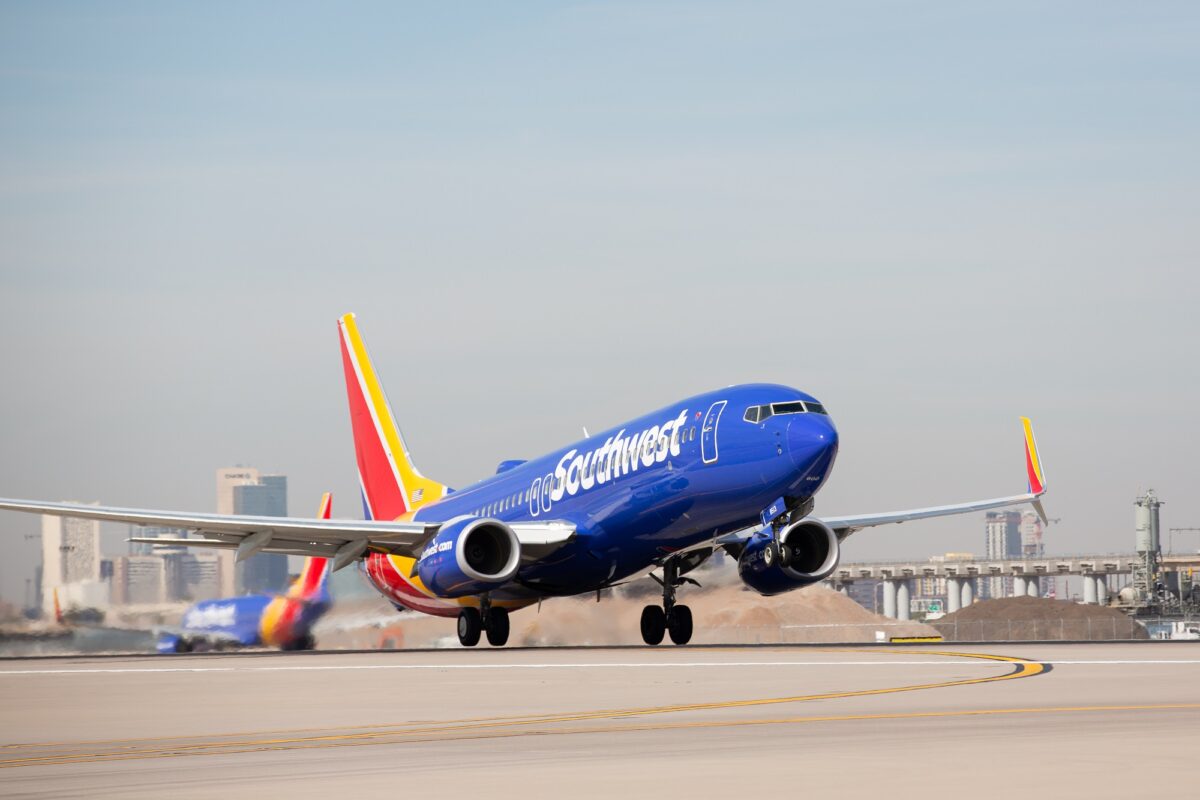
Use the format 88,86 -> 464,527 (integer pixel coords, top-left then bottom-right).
287,493 -> 333,599
338,313 -> 448,521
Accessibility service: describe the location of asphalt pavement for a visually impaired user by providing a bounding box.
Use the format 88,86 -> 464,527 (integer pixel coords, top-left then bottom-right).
2,643 -> 1197,798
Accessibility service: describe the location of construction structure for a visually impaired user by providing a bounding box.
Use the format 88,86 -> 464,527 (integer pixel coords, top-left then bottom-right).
834,489 -> 1199,632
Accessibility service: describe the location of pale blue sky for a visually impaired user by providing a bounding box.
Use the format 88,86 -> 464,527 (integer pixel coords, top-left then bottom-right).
1,3 -> 1198,604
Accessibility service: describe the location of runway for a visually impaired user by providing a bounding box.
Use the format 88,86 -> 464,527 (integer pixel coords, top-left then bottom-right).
2,644 -> 1198,798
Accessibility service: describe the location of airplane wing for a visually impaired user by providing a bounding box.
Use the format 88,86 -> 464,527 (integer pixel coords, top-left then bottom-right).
718,417 -> 1048,544
0,498 -> 575,571
826,417 -> 1048,538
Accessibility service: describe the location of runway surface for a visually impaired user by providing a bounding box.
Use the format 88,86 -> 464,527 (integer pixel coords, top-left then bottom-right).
2,643 -> 1198,798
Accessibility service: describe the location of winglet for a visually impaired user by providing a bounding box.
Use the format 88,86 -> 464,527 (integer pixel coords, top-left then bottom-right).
1021,417 -> 1045,496
1022,418 -> 1047,527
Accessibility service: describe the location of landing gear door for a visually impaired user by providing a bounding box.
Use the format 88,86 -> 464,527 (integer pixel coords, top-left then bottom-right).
700,400 -> 727,464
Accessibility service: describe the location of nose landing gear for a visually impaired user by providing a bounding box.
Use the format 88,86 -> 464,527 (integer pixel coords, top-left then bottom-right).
641,557 -> 697,646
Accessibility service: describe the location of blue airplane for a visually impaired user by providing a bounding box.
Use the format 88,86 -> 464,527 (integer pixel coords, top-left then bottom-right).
1,313 -> 1048,647
156,494 -> 334,653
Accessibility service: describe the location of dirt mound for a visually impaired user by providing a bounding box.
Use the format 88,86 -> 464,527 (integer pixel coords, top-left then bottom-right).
317,577 -> 939,648
931,596 -> 1147,641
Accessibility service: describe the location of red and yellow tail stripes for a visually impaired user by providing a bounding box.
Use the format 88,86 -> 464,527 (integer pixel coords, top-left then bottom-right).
286,492 -> 332,600
1021,417 -> 1046,495
338,313 -> 448,522
263,494 -> 334,646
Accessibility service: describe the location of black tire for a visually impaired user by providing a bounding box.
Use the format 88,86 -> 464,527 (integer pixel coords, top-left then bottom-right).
458,608 -> 482,647
668,605 -> 693,645
296,634 -> 316,651
485,607 -> 510,647
640,605 -> 666,645
174,637 -> 193,653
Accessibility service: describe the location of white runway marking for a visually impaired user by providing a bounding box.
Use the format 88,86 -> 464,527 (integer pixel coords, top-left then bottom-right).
1,658 -> 1199,676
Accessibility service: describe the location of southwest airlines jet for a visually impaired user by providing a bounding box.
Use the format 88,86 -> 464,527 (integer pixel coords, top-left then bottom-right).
156,493 -> 335,653
0,314 -> 1048,647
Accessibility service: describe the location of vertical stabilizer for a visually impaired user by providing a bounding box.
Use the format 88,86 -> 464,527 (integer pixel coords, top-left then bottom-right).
338,314 -> 448,521
287,493 -> 333,600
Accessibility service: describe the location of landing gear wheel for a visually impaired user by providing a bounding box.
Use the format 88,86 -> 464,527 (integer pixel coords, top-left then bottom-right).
667,605 -> 693,645
296,634 -> 316,651
174,637 -> 193,653
457,608 -> 482,647
485,607 -> 510,646
640,605 -> 666,645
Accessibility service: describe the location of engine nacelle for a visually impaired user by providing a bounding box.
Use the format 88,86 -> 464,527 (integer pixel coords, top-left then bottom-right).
737,517 -> 841,596
416,516 -> 522,598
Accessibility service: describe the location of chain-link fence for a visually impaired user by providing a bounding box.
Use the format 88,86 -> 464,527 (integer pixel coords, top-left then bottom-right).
929,616 -> 1148,641
688,616 -> 1163,644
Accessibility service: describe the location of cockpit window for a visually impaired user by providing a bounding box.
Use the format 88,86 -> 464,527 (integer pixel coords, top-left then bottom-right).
771,401 -> 806,415
745,400 -> 829,421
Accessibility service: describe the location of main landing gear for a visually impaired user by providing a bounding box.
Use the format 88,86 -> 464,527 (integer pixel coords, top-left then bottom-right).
641,557 -> 696,646
457,596 -> 510,647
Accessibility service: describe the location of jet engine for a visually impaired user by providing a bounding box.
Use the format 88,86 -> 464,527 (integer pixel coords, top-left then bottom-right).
737,517 -> 840,596
416,516 -> 522,598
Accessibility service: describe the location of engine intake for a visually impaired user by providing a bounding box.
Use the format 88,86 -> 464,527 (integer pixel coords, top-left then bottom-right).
738,517 -> 840,596
416,517 -> 521,598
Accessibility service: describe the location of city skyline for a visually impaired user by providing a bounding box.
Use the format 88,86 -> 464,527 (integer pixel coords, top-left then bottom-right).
1,466 -> 291,610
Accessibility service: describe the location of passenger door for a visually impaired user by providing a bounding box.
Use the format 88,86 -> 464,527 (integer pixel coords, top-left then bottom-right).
700,400 -> 727,464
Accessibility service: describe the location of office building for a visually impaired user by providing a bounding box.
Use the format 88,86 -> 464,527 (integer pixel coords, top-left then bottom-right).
984,511 -> 1022,598
111,555 -> 167,605
41,507 -> 106,612
1020,511 -> 1045,558
215,467 -> 260,595
231,472 -> 289,594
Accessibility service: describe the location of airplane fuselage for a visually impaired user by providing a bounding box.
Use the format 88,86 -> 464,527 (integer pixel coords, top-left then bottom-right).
362,384 -> 838,614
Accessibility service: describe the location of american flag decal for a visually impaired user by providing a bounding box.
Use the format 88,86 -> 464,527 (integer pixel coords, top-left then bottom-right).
412,488 -> 424,504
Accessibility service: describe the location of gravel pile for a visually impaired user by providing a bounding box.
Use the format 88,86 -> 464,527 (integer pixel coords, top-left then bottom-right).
931,596 -> 1148,641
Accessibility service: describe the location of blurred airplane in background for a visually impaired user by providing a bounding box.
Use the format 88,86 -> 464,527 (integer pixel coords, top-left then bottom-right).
155,493 -> 334,653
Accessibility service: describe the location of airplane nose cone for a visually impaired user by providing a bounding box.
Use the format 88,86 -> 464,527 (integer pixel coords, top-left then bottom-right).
788,415 -> 839,479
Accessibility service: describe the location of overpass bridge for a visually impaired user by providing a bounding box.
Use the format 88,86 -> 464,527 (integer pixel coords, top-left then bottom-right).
828,552 -> 1200,620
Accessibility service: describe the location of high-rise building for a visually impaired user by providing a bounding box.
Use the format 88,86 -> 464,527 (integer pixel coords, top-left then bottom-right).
111,556 -> 167,605
1020,511 -> 1045,557
41,507 -> 105,612
232,473 -> 289,594
180,552 -> 222,601
215,467 -> 260,595
984,511 -> 1022,598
